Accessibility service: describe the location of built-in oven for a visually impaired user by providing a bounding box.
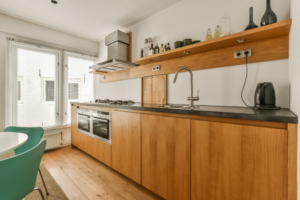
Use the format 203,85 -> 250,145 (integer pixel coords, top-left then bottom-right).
77,109 -> 92,136
91,111 -> 111,144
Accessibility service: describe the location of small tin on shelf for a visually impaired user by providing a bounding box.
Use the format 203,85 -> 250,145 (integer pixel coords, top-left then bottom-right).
183,39 -> 192,46
174,41 -> 183,49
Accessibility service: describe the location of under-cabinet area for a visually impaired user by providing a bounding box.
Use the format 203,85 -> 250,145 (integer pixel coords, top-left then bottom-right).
71,104 -> 296,200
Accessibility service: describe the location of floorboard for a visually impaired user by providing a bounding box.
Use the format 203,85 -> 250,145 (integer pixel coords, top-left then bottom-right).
41,146 -> 164,200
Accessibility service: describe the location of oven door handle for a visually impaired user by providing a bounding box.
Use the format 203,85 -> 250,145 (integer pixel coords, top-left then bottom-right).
77,114 -> 90,118
92,117 -> 109,122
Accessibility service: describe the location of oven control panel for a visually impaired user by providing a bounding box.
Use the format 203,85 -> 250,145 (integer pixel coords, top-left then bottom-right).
77,109 -> 92,115
93,111 -> 111,120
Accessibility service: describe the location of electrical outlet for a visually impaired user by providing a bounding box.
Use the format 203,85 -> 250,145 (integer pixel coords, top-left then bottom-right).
152,65 -> 161,71
234,49 -> 252,59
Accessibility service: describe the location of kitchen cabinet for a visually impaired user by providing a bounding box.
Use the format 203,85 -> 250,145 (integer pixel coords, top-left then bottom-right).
76,131 -> 94,156
71,105 -> 78,146
111,111 -> 141,183
141,114 -> 190,200
71,105 -> 94,155
191,120 -> 288,200
93,138 -> 111,167
71,104 -> 296,200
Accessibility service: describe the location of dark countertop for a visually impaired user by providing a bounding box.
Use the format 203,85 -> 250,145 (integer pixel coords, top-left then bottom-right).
71,102 -> 298,124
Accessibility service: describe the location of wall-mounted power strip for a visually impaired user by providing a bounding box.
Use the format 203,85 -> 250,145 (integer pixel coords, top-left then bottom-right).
234,49 -> 252,59
152,65 -> 161,71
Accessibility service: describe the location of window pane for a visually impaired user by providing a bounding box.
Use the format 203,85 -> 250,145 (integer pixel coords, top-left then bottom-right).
46,80 -> 55,101
68,83 -> 79,100
17,48 -> 57,127
18,81 -> 21,101
66,56 -> 93,124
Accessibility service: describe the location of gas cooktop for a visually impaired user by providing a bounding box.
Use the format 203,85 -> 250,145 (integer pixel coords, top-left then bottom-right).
95,99 -> 135,105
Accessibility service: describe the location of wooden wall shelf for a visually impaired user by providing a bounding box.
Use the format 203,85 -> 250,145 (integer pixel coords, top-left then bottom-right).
99,19 -> 291,83
134,19 -> 291,65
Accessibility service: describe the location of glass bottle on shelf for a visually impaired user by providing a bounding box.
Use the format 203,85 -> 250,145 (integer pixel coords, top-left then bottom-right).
206,29 -> 213,41
161,44 -> 165,53
144,38 -> 148,57
220,13 -> 231,37
149,43 -> 154,55
164,44 -> 167,52
154,43 -> 160,54
141,48 -> 144,58
166,43 -> 171,51
214,26 -> 221,39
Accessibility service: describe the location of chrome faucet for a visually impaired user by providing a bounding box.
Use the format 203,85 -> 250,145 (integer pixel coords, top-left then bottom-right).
173,67 -> 199,109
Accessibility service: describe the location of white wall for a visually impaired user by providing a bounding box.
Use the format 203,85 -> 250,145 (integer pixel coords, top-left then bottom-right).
0,13 -> 98,134
168,60 -> 289,107
289,0 -> 300,198
96,0 -> 290,107
95,40 -> 142,101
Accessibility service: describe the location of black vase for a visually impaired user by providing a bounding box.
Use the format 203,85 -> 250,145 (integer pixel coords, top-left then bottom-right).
245,7 -> 258,31
261,0 -> 277,26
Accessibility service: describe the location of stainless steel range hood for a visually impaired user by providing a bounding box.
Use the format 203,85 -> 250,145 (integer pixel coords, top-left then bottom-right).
90,30 -> 139,73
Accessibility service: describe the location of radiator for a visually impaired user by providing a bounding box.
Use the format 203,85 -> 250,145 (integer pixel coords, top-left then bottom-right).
41,131 -> 61,150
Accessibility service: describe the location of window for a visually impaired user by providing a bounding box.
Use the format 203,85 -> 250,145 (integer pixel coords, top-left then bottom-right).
41,78 -> 55,102
46,81 -> 55,101
68,83 -> 79,100
68,79 -> 81,100
18,77 -> 23,103
7,43 -> 59,127
64,55 -> 94,124
18,81 -> 21,100
6,40 -> 96,128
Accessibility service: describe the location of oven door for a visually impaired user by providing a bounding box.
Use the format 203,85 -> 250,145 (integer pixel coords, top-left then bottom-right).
77,114 -> 91,136
92,117 -> 111,144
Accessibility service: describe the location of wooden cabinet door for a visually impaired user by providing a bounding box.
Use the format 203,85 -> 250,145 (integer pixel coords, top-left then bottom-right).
111,111 -> 141,183
191,120 -> 288,200
71,105 -> 78,146
76,131 -> 94,156
141,114 -> 190,200
93,138 -> 112,167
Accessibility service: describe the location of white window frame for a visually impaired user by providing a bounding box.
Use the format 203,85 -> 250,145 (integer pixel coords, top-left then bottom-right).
17,76 -> 23,104
5,39 -> 97,128
6,41 -> 60,127
63,51 -> 96,125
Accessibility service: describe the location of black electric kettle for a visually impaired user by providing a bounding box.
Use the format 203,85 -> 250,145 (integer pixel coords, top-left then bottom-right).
253,82 -> 280,110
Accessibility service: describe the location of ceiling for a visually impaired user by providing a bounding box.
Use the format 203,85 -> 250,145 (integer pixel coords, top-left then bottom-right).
0,0 -> 181,41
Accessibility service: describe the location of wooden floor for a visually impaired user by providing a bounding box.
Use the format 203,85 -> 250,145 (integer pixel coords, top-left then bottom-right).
41,146 -> 164,200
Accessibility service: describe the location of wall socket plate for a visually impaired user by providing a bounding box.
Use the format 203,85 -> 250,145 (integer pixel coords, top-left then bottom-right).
234,49 -> 252,59
152,65 -> 161,71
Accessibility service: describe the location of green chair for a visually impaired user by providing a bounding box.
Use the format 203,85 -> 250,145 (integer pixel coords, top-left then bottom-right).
0,140 -> 47,200
3,126 -> 49,195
